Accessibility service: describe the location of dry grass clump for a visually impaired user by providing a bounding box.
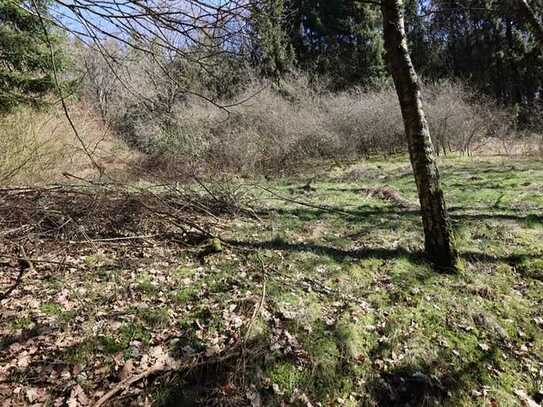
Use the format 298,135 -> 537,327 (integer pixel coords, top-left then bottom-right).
0,104 -> 137,185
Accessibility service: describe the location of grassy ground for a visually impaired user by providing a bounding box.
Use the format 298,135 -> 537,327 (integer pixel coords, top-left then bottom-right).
1,155 -> 543,406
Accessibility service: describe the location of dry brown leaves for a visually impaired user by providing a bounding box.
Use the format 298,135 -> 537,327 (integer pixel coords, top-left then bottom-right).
0,185 -> 259,405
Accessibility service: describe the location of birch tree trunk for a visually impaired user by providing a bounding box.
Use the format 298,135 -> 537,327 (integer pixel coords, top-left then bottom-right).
381,0 -> 457,270
516,0 -> 543,47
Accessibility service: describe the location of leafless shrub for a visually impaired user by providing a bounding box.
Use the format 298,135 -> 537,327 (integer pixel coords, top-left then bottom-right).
0,77 -> 524,185
129,78 -> 517,176
71,50 -> 523,177
323,87 -> 405,157
496,132 -> 543,157
423,82 -> 515,156
138,78 -> 399,174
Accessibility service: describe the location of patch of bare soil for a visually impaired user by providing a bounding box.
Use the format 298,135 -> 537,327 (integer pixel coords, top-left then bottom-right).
340,167 -> 387,182
360,186 -> 417,210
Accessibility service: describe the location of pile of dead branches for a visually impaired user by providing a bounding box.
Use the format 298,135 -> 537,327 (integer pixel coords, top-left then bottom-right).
0,181 -> 258,254
0,186 -> 191,245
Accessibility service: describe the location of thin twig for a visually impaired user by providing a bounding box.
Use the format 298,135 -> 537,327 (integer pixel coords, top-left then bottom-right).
0,256 -> 66,266
238,253 -> 267,385
92,345 -> 246,407
68,234 -> 161,244
93,365 -> 166,407
0,225 -> 35,238
32,0 -> 104,176
0,247 -> 34,301
244,281 -> 266,343
254,185 -> 356,216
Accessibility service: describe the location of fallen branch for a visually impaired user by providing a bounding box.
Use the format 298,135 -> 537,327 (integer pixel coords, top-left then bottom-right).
92,345 -> 247,407
254,185 -> 356,216
68,234 -> 161,244
0,255 -> 67,266
93,364 -> 165,407
244,281 -> 266,343
0,225 -> 34,238
0,246 -> 34,301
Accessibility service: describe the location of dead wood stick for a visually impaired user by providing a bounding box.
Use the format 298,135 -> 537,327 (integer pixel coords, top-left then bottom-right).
0,246 -> 34,301
62,172 -> 106,185
254,185 -> 355,216
0,255 -> 66,266
0,225 -> 34,237
0,186 -> 63,194
93,365 -> 165,407
244,253 -> 268,343
93,347 -> 245,407
244,281 -> 266,343
68,234 -> 161,244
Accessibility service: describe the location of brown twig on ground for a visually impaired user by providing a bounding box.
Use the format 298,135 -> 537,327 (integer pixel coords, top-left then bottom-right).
255,185 -> 356,216
93,365 -> 166,407
0,225 -> 35,238
68,234 -> 161,244
92,346 -> 247,407
0,246 -> 34,301
0,255 -> 66,266
236,253 -> 268,386
243,281 -> 266,343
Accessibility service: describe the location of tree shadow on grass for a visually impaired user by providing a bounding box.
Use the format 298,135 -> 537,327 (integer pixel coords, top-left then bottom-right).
226,237 -> 541,271
227,237 -> 421,263
256,203 -> 543,224
365,345 -> 502,406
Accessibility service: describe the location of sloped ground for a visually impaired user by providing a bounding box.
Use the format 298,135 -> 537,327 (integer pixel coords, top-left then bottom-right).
1,156 -> 543,406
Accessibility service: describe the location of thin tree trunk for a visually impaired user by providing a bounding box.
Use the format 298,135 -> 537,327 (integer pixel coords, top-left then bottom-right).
381,0 -> 457,270
516,0 -> 543,47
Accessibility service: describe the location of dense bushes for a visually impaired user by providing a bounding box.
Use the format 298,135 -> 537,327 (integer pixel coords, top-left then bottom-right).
424,82 -> 515,156
1,74 -> 537,185
111,78 -> 517,175
71,44 -> 527,176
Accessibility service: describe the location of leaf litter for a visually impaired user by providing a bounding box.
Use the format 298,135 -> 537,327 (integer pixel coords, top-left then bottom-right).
0,185 -> 268,405
2,158 -> 543,406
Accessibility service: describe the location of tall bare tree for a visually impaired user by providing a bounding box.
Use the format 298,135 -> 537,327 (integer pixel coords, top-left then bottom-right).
381,0 -> 457,270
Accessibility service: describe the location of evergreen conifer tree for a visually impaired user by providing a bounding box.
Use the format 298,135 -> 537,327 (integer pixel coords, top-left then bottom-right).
0,0 -> 61,113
